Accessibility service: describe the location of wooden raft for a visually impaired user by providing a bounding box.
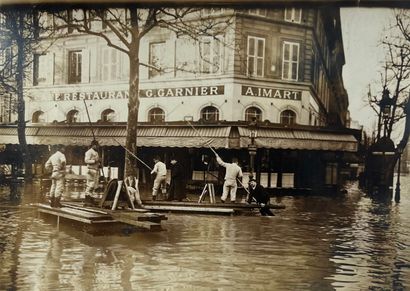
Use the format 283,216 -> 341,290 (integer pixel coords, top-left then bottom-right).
35,202 -> 167,231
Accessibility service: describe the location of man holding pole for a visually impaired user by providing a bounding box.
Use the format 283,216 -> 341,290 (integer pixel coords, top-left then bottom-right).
45,144 -> 66,208
151,156 -> 167,201
84,140 -> 100,205
215,153 -> 243,203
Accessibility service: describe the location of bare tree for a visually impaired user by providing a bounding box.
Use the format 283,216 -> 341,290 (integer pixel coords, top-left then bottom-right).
51,6 -> 233,178
367,9 -> 410,149
0,7 -> 44,179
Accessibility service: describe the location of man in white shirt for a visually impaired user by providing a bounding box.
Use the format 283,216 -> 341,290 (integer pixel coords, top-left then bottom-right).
84,140 -> 100,205
150,156 -> 167,201
45,145 -> 66,207
215,153 -> 243,203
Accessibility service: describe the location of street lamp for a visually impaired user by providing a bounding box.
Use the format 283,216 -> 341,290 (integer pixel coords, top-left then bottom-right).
379,88 -> 394,137
248,120 -> 258,178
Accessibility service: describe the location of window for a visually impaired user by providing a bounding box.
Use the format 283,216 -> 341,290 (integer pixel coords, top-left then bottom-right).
101,109 -> 116,122
148,107 -> 165,123
280,110 -> 296,125
32,111 -> 45,123
245,107 -> 262,122
200,36 -> 223,74
202,8 -> 224,16
282,41 -> 299,81
247,36 -> 265,77
102,48 -> 120,81
149,42 -> 166,79
67,109 -> 80,123
249,9 -> 267,16
68,50 -> 82,84
33,53 -> 54,86
68,49 -> 89,84
284,8 -> 302,23
325,163 -> 338,185
200,106 -> 219,122
0,48 -> 13,78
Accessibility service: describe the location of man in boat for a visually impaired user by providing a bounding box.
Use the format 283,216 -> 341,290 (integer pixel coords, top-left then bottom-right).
215,153 -> 243,203
84,140 -> 100,206
168,158 -> 186,201
45,144 -> 66,208
150,156 -> 167,201
247,178 -> 274,216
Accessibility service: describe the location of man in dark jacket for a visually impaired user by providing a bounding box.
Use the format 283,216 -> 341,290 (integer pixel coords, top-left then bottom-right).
247,178 -> 274,216
168,158 -> 186,201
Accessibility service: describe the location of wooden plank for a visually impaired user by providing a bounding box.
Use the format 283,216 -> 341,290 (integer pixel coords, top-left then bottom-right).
142,200 -> 286,209
108,213 -> 162,231
36,203 -> 112,221
143,205 -> 235,214
109,211 -> 167,223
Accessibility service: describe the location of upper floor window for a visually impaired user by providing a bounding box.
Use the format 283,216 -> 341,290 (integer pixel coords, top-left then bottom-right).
101,109 -> 116,122
284,8 -> 302,23
202,8 -> 225,16
0,47 -> 13,78
200,36 -> 223,74
280,110 -> 296,125
33,53 -> 54,86
149,42 -> 166,79
245,107 -> 262,122
248,9 -> 267,17
282,41 -> 299,81
32,110 -> 45,123
102,48 -> 120,81
201,106 -> 219,122
68,49 -> 89,84
247,36 -> 265,77
148,107 -> 165,123
67,109 -> 80,123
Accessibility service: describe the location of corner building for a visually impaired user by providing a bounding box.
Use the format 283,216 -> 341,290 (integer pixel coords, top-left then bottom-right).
9,7 -> 359,194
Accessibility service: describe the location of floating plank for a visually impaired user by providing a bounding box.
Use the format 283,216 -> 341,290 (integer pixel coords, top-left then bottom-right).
142,200 -> 286,209
143,205 -> 235,214
109,212 -> 162,231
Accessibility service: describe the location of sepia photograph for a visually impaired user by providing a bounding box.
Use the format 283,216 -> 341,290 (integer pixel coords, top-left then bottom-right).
0,0 -> 409,290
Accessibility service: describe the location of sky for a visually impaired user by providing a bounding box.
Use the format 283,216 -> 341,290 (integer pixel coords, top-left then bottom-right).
340,7 -> 395,134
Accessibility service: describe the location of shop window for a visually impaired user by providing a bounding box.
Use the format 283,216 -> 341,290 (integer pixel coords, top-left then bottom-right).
200,106 -> 219,122
325,163 -> 338,185
149,42 -> 166,79
247,36 -> 265,77
248,9 -> 267,17
282,41 -> 299,81
32,111 -> 45,123
284,8 -> 302,23
101,109 -> 116,122
245,107 -> 262,122
280,110 -> 296,125
199,36 -> 223,74
67,109 -> 80,123
148,107 -> 165,123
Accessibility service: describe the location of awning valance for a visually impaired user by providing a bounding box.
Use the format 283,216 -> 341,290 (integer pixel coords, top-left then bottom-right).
238,127 -> 358,152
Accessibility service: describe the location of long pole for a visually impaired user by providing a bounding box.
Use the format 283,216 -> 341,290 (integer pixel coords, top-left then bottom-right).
83,100 -> 105,178
186,120 -> 218,155
395,154 -> 401,203
113,138 -> 153,171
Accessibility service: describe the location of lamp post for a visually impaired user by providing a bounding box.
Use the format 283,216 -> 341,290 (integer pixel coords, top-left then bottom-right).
248,121 -> 258,179
395,147 -> 402,203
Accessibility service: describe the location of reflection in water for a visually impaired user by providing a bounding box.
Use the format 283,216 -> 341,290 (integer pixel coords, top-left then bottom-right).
0,177 -> 409,290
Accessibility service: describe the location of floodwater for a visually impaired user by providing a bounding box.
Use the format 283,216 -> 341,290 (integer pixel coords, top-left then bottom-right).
0,176 -> 409,291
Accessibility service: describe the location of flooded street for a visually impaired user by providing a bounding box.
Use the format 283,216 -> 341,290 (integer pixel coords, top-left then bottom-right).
0,177 -> 409,290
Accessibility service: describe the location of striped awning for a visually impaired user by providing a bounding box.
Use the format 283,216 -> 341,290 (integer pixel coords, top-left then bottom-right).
238,127 -> 358,152
0,125 -> 231,148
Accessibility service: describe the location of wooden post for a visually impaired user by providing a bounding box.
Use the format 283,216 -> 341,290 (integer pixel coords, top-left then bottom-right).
111,180 -> 123,210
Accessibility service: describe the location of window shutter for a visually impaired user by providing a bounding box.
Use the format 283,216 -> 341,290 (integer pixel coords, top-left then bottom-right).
81,49 -> 90,83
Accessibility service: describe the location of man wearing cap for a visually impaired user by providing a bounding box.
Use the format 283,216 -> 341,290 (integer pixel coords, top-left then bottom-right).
247,178 -> 274,216
168,158 -> 186,201
150,156 -> 167,201
45,145 -> 66,207
215,153 -> 243,203
84,140 -> 100,205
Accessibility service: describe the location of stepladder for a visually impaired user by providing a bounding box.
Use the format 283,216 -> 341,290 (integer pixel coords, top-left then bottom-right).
198,183 -> 216,204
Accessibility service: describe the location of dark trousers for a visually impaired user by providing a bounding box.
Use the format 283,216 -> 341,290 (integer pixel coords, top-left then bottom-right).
259,205 -> 274,216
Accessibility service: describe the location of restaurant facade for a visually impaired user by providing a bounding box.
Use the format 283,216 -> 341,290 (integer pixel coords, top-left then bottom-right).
0,7 -> 360,194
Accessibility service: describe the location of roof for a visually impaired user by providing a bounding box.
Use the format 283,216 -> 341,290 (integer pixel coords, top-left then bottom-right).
0,124 -> 358,151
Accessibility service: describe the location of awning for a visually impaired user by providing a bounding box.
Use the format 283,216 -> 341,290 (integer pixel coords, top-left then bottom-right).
238,127 -> 358,152
0,125 -> 231,148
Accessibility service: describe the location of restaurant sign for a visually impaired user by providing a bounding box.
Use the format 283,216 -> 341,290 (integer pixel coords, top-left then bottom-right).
242,85 -> 302,100
53,85 -> 225,101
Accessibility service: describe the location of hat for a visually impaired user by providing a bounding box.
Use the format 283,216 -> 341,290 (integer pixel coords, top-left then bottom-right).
91,140 -> 99,146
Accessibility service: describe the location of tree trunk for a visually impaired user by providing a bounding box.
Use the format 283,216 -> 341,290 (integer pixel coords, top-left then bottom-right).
124,44 -> 140,179
16,12 -> 32,180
